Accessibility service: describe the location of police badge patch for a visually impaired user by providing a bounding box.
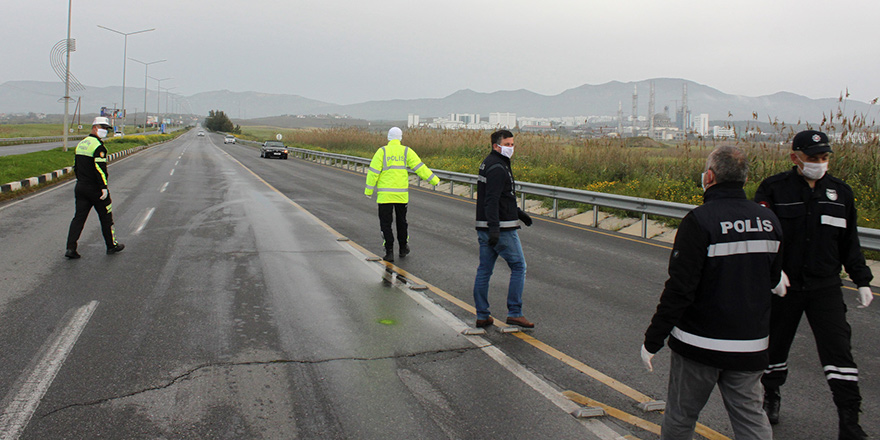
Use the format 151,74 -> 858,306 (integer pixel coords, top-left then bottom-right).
826,188 -> 838,201
100,151 -> 105,158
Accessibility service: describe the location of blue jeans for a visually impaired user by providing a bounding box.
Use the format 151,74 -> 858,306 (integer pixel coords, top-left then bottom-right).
473,230 -> 527,320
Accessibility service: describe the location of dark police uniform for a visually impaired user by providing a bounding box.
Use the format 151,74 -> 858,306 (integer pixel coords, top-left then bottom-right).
475,150 -> 523,233
66,134 -> 118,252
756,166 -> 872,410
645,181 -> 783,371
644,181 -> 782,439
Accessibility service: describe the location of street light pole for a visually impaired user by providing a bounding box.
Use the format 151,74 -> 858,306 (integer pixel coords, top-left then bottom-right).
149,76 -> 171,133
62,0 -> 72,152
97,25 -> 154,134
129,58 -> 165,133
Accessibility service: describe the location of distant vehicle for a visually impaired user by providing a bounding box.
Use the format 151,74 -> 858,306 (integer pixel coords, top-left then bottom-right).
224,134 -> 236,144
198,131 -> 205,137
260,141 -> 288,159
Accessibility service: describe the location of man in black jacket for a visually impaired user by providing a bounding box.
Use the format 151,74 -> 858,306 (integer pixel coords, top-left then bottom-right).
472,129 -> 533,329
642,145 -> 782,439
757,130 -> 873,439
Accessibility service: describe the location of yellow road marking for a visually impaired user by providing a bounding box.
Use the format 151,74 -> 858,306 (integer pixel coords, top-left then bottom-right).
563,391 -> 730,440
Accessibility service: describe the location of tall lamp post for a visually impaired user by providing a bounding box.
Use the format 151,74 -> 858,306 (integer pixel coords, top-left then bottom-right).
97,25 -> 154,134
129,58 -> 165,133
162,87 -> 177,128
149,76 -> 172,132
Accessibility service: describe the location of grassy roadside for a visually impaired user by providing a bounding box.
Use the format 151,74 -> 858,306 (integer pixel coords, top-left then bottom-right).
0,123 -> 155,141
0,132 -> 187,186
237,125 -> 880,229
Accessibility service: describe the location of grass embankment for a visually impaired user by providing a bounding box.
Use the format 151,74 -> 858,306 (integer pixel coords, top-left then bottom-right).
0,132 -> 185,186
237,125 -> 880,229
0,123 -> 151,140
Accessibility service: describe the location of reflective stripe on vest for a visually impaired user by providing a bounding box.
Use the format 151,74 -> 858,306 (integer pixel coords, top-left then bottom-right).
671,327 -> 768,353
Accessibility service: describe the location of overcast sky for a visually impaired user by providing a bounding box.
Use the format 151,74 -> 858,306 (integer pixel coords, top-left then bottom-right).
4,0 -> 879,105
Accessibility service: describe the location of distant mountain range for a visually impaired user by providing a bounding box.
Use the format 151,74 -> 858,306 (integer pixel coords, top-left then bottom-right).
1,79 -> 873,124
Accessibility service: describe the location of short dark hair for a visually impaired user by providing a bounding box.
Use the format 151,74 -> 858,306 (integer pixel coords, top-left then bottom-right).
491,129 -> 514,147
707,145 -> 748,184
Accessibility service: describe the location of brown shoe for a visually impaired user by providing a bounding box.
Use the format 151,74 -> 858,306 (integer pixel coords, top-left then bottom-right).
506,316 -> 535,328
475,317 -> 494,328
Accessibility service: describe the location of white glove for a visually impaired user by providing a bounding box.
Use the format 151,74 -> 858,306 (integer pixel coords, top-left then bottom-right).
771,271 -> 790,297
640,344 -> 655,372
100,189 -> 109,200
365,194 -> 372,199
857,286 -> 873,308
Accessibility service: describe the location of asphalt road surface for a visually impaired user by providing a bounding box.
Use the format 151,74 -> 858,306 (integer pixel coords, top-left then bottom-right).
0,130 -> 877,439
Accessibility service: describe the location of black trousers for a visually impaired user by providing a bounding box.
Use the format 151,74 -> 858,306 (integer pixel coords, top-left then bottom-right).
66,184 -> 116,250
761,285 -> 861,409
378,203 -> 407,250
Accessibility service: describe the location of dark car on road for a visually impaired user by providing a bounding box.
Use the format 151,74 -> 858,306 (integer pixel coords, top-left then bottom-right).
260,141 -> 288,159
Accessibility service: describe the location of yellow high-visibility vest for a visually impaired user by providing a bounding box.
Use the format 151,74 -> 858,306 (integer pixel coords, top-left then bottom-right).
364,140 -> 439,203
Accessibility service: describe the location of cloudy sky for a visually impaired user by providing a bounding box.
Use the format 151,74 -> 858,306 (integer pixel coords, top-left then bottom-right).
4,0 -> 879,105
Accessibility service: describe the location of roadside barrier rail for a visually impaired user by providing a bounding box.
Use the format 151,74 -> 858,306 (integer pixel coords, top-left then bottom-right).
0,135 -> 87,146
237,140 -> 880,251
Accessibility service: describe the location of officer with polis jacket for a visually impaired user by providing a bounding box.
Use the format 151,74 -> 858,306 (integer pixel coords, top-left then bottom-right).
65,117 -> 124,258
642,145 -> 782,439
756,130 -> 873,439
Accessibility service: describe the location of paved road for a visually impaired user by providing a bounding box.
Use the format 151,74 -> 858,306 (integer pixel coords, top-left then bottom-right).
217,134 -> 880,440
0,130 -> 877,439
0,131 -> 620,439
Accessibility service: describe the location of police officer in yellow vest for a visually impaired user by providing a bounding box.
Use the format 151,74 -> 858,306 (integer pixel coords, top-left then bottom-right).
65,117 -> 124,258
365,127 -> 440,262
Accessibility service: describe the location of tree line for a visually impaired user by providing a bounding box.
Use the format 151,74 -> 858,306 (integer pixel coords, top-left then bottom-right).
204,110 -> 241,134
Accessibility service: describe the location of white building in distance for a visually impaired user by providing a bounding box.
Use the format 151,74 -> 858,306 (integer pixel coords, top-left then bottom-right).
489,112 -> 516,128
694,114 -> 709,137
407,114 -> 420,128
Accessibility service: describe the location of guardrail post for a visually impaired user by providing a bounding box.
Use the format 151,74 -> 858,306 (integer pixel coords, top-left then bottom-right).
642,213 -> 648,238
470,184 -> 474,199
553,199 -> 558,219
449,180 -> 454,195
593,205 -> 599,228
520,192 -> 525,210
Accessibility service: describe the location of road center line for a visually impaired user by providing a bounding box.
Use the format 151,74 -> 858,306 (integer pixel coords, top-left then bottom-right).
133,207 -> 155,235
0,300 -> 99,440
159,182 -> 169,193
169,169 -> 174,176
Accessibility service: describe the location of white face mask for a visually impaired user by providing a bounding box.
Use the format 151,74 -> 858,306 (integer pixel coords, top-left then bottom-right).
798,158 -> 828,180
700,172 -> 708,192
500,145 -> 514,158
96,128 -> 108,139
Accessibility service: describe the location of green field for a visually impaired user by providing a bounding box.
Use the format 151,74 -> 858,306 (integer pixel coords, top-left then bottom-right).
238,125 -> 880,229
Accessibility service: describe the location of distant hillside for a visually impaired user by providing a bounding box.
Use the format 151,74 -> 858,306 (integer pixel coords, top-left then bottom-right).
1,79 -> 872,124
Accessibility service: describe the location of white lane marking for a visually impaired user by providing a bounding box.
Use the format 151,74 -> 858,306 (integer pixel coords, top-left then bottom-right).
0,300 -> 99,440
174,160 -> 179,166
133,207 -> 155,235
159,182 -> 169,193
169,169 -> 174,176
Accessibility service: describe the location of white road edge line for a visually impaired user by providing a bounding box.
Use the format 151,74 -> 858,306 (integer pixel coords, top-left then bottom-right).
133,207 -> 155,235
352,256 -> 625,440
0,300 -> 99,440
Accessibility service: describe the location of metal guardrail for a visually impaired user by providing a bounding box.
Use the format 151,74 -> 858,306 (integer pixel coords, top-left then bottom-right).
235,140 -> 880,251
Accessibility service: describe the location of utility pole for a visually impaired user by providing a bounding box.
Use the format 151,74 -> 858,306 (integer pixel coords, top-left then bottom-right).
97,25 -> 154,134
129,58 -> 165,133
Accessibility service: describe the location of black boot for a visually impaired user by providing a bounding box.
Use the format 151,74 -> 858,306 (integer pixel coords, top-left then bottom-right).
763,387 -> 780,425
399,244 -> 410,258
383,248 -> 394,262
839,406 -> 868,440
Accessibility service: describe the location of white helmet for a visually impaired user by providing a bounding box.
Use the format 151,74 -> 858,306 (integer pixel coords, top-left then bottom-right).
92,116 -> 111,127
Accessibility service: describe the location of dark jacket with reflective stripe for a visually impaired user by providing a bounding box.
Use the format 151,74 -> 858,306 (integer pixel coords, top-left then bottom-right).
755,167 -> 872,290
644,182 -> 783,371
73,135 -> 109,189
475,150 -> 520,233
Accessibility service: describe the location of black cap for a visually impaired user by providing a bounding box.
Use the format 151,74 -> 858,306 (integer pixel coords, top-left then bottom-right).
792,130 -> 832,156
